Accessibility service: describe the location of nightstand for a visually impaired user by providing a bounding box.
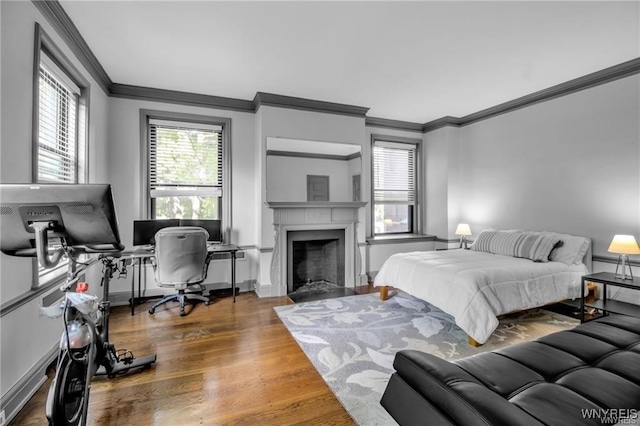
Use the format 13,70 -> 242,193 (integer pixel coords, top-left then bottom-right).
580,272 -> 640,323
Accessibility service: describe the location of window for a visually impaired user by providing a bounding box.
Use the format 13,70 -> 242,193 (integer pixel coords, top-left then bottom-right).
143,112 -> 231,238
372,137 -> 419,235
37,53 -> 85,183
32,24 -> 89,288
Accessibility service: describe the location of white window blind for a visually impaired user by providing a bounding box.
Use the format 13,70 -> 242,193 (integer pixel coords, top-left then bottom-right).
149,121 -> 223,196
373,141 -> 416,205
148,120 -> 224,219
38,53 -> 80,183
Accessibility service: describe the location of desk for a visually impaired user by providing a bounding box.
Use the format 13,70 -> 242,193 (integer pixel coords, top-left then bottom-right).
122,244 -> 239,315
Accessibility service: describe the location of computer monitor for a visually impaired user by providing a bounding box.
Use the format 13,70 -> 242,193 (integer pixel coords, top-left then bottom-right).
133,219 -> 179,246
0,183 -> 123,256
180,219 -> 222,243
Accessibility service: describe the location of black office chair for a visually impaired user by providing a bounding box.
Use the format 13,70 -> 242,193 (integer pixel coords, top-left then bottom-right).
148,226 -> 211,317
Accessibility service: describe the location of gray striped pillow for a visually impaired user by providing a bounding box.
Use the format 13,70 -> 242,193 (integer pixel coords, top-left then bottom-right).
472,230 -> 561,262
472,230 -> 523,256
515,232 -> 562,262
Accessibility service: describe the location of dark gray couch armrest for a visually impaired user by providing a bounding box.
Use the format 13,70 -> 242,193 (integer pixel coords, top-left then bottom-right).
391,350 -> 544,426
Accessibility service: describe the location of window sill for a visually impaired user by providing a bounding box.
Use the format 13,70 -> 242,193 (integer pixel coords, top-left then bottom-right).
366,234 -> 436,245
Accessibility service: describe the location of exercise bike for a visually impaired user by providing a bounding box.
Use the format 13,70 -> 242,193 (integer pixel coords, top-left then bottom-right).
31,221 -> 157,426
0,183 -> 156,425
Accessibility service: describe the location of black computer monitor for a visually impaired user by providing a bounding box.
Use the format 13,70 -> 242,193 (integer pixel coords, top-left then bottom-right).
133,219 -> 179,246
180,219 -> 222,243
0,183 -> 123,256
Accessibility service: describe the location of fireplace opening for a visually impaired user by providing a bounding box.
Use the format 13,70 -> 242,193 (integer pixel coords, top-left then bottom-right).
287,229 -> 345,294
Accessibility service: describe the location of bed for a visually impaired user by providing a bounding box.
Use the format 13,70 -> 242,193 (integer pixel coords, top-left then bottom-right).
373,230 -> 591,345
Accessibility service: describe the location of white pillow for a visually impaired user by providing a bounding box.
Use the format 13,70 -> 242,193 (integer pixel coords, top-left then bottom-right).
546,232 -> 590,265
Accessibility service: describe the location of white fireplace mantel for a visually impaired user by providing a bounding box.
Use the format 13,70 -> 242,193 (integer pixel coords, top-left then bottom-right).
266,201 -> 367,296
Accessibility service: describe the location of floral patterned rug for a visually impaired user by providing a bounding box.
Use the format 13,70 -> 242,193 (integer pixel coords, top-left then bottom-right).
274,290 -> 579,425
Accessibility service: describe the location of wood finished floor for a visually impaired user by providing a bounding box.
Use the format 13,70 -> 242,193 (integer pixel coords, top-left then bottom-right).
11,288 -> 375,425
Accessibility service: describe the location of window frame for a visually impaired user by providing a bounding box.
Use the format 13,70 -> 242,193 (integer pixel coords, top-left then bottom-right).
31,23 -> 90,289
32,23 -> 89,185
370,134 -> 422,237
140,110 -> 232,243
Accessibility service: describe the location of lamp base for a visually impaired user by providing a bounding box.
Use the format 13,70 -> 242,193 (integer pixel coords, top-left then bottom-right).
614,255 -> 634,280
459,236 -> 468,250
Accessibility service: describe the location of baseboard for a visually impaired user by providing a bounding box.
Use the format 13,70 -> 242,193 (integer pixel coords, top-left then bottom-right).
1,344 -> 57,425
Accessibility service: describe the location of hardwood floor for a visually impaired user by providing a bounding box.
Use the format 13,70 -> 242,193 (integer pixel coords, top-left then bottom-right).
10,290 -> 365,425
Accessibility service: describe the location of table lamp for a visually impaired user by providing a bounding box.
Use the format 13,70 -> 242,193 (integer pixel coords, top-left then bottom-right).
455,223 -> 472,249
608,234 -> 640,280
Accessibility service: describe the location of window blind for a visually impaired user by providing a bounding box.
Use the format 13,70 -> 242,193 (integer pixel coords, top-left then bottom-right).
38,55 -> 79,183
149,121 -> 223,198
373,141 -> 416,204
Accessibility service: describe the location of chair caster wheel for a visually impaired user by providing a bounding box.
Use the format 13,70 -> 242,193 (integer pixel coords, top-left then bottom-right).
205,301 -> 210,306
148,308 -> 155,314
180,310 -> 186,317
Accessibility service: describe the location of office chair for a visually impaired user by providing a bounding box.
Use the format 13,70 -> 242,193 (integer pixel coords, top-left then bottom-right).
148,226 -> 211,317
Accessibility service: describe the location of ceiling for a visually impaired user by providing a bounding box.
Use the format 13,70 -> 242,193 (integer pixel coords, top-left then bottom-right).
59,1 -> 640,124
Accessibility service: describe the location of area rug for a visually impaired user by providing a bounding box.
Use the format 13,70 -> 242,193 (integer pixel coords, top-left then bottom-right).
274,290 -> 579,425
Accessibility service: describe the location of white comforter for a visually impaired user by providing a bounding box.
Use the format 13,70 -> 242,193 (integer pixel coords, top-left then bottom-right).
373,249 -> 588,343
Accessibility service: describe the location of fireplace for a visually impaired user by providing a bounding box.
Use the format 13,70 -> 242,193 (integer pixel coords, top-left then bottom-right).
265,201 -> 367,297
287,229 -> 345,293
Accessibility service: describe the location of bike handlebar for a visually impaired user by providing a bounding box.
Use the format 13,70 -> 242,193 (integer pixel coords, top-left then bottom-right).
32,222 -> 65,269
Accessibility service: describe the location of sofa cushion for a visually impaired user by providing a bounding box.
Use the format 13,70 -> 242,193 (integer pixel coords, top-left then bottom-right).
381,314 -> 640,425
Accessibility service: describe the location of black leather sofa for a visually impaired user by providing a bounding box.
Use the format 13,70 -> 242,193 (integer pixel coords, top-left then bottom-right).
381,314 -> 640,426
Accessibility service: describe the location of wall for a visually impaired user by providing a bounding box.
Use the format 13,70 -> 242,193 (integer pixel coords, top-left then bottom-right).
426,73 -> 640,297
457,74 -> 640,255
266,155 -> 350,201
424,126 -> 462,243
106,98 -> 258,296
0,1 -> 111,419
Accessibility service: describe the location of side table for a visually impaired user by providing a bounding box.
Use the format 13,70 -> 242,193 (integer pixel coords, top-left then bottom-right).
580,272 -> 640,323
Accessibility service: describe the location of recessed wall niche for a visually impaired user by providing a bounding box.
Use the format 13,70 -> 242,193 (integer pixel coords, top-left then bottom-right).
266,137 -> 361,202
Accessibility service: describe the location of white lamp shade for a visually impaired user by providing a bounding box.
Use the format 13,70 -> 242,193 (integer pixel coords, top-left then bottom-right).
455,223 -> 472,236
608,235 -> 640,255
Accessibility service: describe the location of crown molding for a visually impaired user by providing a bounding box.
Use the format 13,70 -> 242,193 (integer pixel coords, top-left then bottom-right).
422,116 -> 465,133
461,57 -> 640,128
31,0 -> 112,94
253,92 -> 369,117
365,116 -> 424,133
421,57 -> 640,133
110,84 -> 255,112
35,1 -> 640,130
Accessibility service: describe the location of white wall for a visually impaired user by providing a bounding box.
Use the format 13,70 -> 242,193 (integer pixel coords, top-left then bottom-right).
0,0 -> 111,412
266,155 -> 350,201
423,74 -> 640,299
456,75 -> 640,256
424,126 -> 461,240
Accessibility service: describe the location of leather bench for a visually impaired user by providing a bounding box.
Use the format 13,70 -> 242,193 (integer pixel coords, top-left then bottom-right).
381,314 -> 640,425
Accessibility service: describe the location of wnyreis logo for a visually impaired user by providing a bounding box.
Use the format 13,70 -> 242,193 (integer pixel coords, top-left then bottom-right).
582,409 -> 638,424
